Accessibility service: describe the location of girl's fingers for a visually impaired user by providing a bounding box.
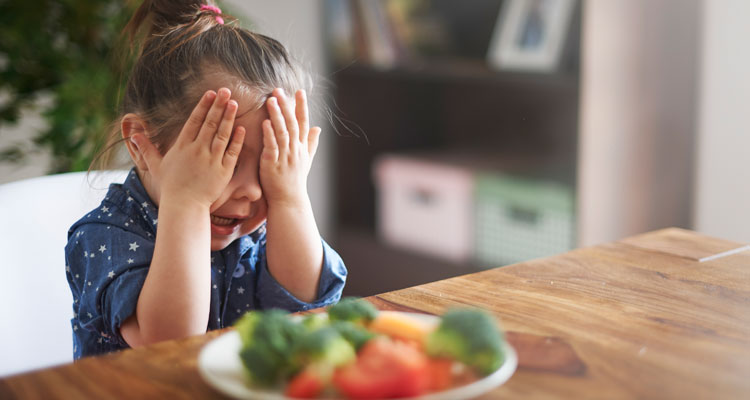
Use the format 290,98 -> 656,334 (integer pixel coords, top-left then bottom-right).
308,126 -> 321,160
261,119 -> 279,163
223,125 -> 245,168
180,90 -> 217,143
274,89 -> 300,144
266,96 -> 289,152
211,99 -> 239,156
196,87 -> 231,145
295,90 -> 310,144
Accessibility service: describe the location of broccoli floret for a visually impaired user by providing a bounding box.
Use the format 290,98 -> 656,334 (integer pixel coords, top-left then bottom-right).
234,310 -> 262,345
301,312 -> 329,331
291,326 -> 356,372
425,308 -> 505,375
327,297 -> 378,325
330,320 -> 377,350
234,309 -> 305,386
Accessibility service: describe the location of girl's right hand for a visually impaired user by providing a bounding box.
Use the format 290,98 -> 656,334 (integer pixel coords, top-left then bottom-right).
130,88 -> 246,209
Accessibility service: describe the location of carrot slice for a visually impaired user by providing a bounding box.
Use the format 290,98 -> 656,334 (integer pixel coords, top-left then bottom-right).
368,311 -> 436,345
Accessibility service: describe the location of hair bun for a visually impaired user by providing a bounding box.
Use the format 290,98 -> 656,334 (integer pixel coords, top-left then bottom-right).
125,0 -> 220,43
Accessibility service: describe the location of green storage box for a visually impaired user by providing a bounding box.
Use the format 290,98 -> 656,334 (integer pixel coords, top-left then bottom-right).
474,173 -> 575,267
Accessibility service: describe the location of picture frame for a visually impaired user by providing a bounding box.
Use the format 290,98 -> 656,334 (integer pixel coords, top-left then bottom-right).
487,0 -> 576,72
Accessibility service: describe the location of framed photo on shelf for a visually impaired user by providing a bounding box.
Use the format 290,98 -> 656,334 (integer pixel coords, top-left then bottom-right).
487,0 -> 576,72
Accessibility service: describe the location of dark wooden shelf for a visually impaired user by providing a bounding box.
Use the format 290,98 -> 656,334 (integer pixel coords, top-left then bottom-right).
327,1 -> 583,296
332,227 -> 486,297
330,60 -> 579,90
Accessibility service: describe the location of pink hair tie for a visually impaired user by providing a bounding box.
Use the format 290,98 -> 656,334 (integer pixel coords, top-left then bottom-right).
200,4 -> 224,25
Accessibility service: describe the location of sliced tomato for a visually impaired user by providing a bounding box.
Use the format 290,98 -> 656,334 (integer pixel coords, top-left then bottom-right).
333,337 -> 429,399
427,358 -> 455,391
285,367 -> 326,399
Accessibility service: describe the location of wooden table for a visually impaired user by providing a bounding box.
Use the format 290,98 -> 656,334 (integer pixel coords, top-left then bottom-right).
1,228 -> 748,399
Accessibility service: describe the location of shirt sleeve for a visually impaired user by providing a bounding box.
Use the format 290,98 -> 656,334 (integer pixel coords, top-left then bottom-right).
255,238 -> 347,311
66,223 -> 152,347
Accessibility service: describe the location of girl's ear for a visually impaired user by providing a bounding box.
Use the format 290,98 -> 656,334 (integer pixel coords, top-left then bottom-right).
121,113 -> 150,171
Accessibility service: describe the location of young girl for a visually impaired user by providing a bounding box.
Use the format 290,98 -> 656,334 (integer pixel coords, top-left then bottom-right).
65,1 -> 346,359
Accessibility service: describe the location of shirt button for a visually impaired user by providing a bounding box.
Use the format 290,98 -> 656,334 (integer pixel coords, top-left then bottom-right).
233,265 -> 245,278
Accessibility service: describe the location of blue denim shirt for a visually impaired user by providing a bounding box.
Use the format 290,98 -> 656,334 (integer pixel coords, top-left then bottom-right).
65,168 -> 347,359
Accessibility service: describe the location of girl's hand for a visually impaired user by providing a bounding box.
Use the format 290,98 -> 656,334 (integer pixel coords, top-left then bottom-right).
131,88 -> 246,208
260,88 -> 321,207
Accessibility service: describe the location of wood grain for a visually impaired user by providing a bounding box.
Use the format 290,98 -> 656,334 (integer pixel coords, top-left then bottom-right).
618,227 -> 746,261
1,228 -> 748,399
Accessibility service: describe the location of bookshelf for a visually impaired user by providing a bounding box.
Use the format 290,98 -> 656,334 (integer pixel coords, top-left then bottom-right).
324,0 -> 582,297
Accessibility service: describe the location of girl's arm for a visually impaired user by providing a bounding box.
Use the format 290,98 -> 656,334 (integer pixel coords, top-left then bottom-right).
260,89 -> 324,303
121,89 -> 245,346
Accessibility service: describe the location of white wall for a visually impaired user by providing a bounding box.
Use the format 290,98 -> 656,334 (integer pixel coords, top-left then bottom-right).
694,0 -> 750,243
578,0 -> 701,246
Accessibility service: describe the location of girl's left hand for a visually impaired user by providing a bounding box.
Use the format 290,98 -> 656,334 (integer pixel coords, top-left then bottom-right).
259,88 -> 321,207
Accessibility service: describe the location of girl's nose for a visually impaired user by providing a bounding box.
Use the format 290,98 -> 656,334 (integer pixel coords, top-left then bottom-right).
230,168 -> 263,201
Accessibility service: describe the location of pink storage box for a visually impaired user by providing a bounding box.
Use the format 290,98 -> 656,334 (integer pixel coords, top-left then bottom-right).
373,154 -> 474,262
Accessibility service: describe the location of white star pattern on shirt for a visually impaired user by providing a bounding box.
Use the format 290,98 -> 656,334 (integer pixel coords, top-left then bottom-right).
99,245 -> 106,253
83,251 -> 88,257
124,222 -> 129,227
127,258 -> 134,264
108,271 -> 115,279
152,218 -> 158,225
237,287 -> 245,294
87,312 -> 92,318
66,265 -> 70,272
101,206 -> 109,213
127,196 -> 133,202
129,242 -> 139,251
90,253 -> 95,258
142,201 -> 149,208
213,284 -> 217,289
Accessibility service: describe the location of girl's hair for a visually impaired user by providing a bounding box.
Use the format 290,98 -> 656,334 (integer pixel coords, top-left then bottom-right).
92,0 -> 311,170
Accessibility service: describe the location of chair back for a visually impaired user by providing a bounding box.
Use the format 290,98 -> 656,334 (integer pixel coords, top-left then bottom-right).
0,170 -> 129,376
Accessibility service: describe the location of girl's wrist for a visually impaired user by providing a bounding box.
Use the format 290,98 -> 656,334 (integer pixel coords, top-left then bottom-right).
158,192 -> 212,217
266,193 -> 312,214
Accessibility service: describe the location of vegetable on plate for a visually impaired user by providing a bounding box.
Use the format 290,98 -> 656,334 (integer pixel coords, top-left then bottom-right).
233,297 -> 507,399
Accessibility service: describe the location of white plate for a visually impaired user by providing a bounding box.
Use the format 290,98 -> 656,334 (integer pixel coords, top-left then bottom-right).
198,312 -> 517,400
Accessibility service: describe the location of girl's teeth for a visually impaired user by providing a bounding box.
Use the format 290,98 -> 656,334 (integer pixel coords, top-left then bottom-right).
211,215 -> 235,226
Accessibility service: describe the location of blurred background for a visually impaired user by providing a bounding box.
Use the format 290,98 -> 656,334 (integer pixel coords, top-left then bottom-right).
1,0 -> 748,298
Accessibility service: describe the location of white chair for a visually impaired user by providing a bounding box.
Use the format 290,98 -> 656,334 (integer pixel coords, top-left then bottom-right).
0,170 -> 129,376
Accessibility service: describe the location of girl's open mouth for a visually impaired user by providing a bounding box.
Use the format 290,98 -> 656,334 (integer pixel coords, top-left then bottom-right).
210,215 -> 237,226
210,214 -> 244,235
